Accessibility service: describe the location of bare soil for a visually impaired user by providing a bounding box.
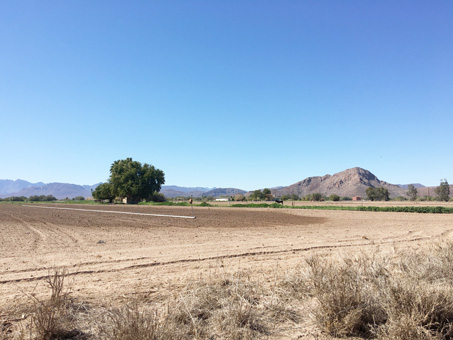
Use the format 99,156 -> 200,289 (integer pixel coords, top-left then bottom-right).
1,202 -> 453,338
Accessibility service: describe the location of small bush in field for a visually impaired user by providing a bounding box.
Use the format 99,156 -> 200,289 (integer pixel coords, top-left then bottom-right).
29,270 -> 81,340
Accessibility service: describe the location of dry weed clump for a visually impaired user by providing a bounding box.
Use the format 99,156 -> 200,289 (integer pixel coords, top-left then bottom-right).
98,302 -> 164,340
376,281 -> 453,340
305,242 -> 453,340
20,269 -> 85,340
305,253 -> 387,337
1,319 -> 13,340
374,244 -> 453,340
397,242 -> 453,283
164,276 -> 270,339
31,271 -> 68,339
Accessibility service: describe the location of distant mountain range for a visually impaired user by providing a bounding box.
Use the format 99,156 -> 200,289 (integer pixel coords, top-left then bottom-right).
0,180 -> 245,199
0,179 -> 45,195
0,180 -> 100,199
0,168 -> 441,200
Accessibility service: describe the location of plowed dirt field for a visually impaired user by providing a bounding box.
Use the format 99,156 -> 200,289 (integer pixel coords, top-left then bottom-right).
1,203 -> 453,309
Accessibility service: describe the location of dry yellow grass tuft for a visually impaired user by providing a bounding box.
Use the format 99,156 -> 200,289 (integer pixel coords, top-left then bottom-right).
304,242 -> 453,339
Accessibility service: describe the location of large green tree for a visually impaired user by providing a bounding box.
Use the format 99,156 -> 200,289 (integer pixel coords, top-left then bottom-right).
435,179 -> 450,202
262,188 -> 273,200
108,158 -> 165,202
366,187 -> 390,201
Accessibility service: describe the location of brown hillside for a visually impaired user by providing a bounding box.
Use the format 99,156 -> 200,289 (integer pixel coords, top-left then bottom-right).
273,167 -> 407,198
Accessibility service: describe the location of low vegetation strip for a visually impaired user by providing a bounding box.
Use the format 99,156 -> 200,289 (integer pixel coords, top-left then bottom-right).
231,203 -> 453,213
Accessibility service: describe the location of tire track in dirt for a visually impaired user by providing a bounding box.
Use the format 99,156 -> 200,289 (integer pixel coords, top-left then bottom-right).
0,256 -> 152,275
440,229 -> 453,238
0,235 -> 430,284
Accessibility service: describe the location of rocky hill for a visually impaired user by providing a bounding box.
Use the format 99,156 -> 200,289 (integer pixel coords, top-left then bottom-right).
271,167 -> 407,198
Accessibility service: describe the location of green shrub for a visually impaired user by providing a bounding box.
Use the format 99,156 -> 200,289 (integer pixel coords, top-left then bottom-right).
392,196 -> 407,201
329,194 -> 340,201
72,196 -> 85,201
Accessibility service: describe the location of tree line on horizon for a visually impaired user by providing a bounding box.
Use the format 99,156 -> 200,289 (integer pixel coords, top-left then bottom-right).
405,179 -> 450,202
0,195 -> 90,202
0,195 -> 58,202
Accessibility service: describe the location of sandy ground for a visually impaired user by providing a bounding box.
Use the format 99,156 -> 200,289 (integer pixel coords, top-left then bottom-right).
1,202 -> 453,338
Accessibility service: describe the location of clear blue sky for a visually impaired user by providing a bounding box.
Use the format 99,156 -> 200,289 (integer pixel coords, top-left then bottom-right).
1,1 -> 452,190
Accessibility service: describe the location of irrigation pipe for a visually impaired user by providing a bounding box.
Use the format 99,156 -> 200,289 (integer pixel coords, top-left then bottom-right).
22,205 -> 196,219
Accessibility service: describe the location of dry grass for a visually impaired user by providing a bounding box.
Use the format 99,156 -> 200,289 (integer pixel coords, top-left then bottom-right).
6,242 -> 453,339
95,271 -> 303,340
93,274 -> 297,340
2,269 -> 87,340
97,302 -> 163,340
168,276 -> 268,339
304,253 -> 388,337
303,242 -> 453,339
30,270 -> 71,339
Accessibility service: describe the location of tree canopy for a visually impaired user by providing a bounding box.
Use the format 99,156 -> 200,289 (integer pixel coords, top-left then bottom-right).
366,187 -> 390,201
281,194 -> 301,201
92,182 -> 115,202
435,179 -> 450,202
407,184 -> 418,201
329,194 -> 340,201
94,158 -> 165,203
234,194 -> 245,201
110,158 -> 165,202
28,195 -> 57,202
249,189 -> 265,201
249,188 -> 273,201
